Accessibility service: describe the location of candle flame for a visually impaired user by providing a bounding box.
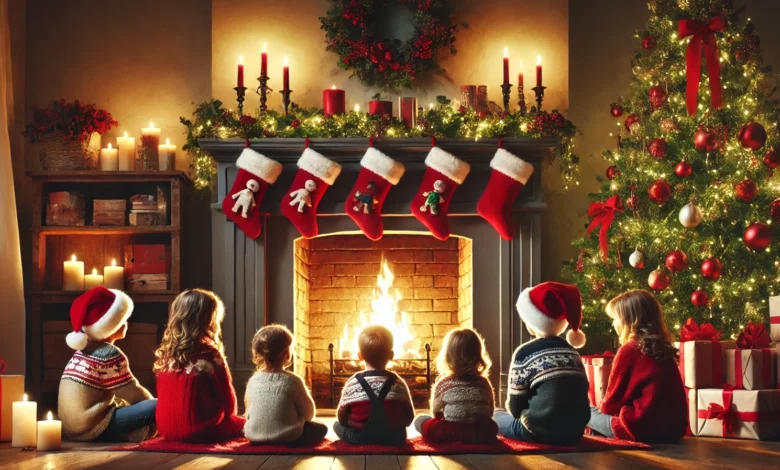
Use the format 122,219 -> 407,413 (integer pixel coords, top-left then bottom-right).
331,85 -> 336,90
92,268 -> 97,275
519,59 -> 524,69
149,121 -> 154,128
283,56 -> 289,66
124,131 -> 128,138
23,394 -> 27,402
71,254 -> 76,262
262,42 -> 267,52
238,55 -> 243,64
47,411 -> 53,421
537,55 -> 542,65
354,104 -> 360,112
111,258 -> 116,267
504,47 -> 508,58
166,137 -> 170,145
107,143 -> 112,149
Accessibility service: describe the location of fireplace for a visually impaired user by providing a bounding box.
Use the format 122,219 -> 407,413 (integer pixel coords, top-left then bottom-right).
203,137 -> 551,408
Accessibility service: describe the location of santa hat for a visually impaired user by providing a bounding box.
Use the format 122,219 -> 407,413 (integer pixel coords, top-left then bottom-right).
515,282 -> 586,348
66,286 -> 134,350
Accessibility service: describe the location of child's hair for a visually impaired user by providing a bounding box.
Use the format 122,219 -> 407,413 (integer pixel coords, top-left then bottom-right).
251,324 -> 293,371
606,289 -> 677,362
153,289 -> 226,373
358,325 -> 394,369
436,328 -> 491,378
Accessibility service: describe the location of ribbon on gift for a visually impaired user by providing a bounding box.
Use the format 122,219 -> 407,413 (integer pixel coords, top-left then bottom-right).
582,351 -> 615,407
737,321 -> 771,349
733,348 -> 773,390
678,15 -> 726,116
586,195 -> 624,264
678,318 -> 724,387
697,387 -> 780,437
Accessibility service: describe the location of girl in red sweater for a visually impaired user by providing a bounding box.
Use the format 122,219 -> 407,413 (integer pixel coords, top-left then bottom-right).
154,289 -> 245,443
588,290 -> 687,443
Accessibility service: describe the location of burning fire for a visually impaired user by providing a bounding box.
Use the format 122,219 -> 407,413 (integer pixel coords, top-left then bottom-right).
338,257 -> 420,360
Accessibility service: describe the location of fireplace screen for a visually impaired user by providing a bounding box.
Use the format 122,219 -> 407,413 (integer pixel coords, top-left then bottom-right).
293,233 -> 473,407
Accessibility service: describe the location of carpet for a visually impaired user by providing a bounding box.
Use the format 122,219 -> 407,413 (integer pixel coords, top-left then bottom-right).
110,435 -> 651,455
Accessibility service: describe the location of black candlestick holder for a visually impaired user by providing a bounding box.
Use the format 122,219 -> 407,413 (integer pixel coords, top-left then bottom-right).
517,84 -> 527,115
280,89 -> 292,116
532,85 -> 546,110
234,86 -> 247,116
500,83 -> 513,113
255,74 -> 271,114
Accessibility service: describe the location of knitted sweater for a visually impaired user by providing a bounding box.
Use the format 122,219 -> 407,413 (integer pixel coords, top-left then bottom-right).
337,370 -> 414,431
431,374 -> 494,423
243,370 -> 316,443
600,341 -> 687,443
507,336 -> 590,445
155,346 -> 245,443
58,343 -> 153,441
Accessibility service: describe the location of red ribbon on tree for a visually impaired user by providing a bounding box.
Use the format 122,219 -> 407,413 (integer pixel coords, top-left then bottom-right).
586,195 -> 624,264
678,15 -> 726,116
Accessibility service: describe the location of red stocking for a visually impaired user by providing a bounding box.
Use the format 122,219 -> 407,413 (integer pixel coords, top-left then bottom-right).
221,148 -> 282,239
280,148 -> 342,238
410,147 -> 471,240
345,147 -> 406,241
477,148 -> 534,240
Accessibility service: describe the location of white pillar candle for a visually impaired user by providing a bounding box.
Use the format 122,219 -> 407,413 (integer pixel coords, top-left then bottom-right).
140,122 -> 161,170
103,258 -> 124,290
84,268 -> 103,290
12,394 -> 36,448
158,138 -> 176,171
117,132 -> 136,171
63,255 -> 84,291
99,143 -> 119,171
37,411 -> 61,451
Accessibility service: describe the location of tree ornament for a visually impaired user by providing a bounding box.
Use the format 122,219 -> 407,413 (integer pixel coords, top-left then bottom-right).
743,222 -> 772,251
648,86 -> 667,110
629,248 -> 645,268
624,114 -> 640,133
648,138 -> 668,159
771,199 -> 780,223
700,257 -> 723,280
648,179 -> 671,205
660,118 -> 679,134
678,202 -> 702,228
625,191 -> 639,211
763,148 -> 779,169
648,268 -> 671,291
606,165 -> 621,180
610,103 -> 624,117
691,289 -> 709,307
735,179 -> 759,203
642,35 -> 657,50
674,161 -> 693,178
665,250 -> 688,272
694,128 -> 718,152
738,122 -> 768,151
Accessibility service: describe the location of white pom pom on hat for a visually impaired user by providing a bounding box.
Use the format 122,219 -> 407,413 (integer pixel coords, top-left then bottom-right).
516,281 -> 587,349
66,331 -> 89,351
66,286 -> 134,350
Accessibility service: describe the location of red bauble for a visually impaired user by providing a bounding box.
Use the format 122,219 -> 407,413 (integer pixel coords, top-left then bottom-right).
648,86 -> 667,110
694,128 -> 718,152
606,165 -> 621,180
735,179 -> 759,202
691,289 -> 709,307
648,269 -> 671,291
744,222 -> 773,251
700,257 -> 723,280
665,250 -> 688,272
648,179 -> 672,205
610,103 -> 624,118
763,148 -> 779,169
771,199 -> 780,223
648,138 -> 668,159
738,122 -> 768,151
625,114 -> 640,133
674,161 -> 693,178
642,36 -> 657,50
291,119 -> 301,128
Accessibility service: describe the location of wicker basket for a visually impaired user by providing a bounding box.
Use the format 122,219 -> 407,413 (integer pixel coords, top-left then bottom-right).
37,132 -> 101,171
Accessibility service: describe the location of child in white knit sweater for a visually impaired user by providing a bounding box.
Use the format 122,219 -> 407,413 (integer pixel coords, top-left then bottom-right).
243,325 -> 327,446
414,328 -> 497,444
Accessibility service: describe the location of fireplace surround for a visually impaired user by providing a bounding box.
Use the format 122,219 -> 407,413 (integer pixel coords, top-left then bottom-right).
203,137 -> 552,406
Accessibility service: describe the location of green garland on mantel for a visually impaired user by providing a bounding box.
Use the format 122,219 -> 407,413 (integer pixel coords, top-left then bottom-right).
183,98 -> 579,190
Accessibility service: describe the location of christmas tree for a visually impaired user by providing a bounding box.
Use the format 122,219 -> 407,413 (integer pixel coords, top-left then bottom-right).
570,0 -> 779,338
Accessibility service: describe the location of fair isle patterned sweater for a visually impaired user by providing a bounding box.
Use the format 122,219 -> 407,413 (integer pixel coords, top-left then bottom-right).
431,374 -> 494,423
58,343 -> 153,441
338,370 -> 414,431
507,336 -> 591,444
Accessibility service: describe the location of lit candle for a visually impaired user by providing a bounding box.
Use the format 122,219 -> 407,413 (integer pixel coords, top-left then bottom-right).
261,43 -> 268,77
36,411 -> 61,451
323,85 -> 346,116
140,121 -> 161,171
84,268 -> 103,290
354,104 -> 360,113
158,137 -> 177,171
503,47 -> 510,85
12,394 -> 36,448
63,255 -> 84,291
518,60 -> 524,88
99,143 -> 118,171
237,55 -> 244,88
282,56 -> 290,91
103,259 -> 124,290
536,55 -> 543,87
116,132 -> 135,171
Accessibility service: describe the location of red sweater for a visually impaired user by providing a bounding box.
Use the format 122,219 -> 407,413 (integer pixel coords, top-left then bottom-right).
155,346 -> 245,443
600,341 -> 687,443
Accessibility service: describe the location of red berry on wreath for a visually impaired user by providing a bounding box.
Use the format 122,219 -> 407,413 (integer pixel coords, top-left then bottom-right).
665,250 -> 688,272
648,179 -> 671,205
694,128 -> 718,152
648,138 -> 668,159
648,268 -> 670,291
764,148 -> 779,169
735,179 -> 759,203
770,199 -> 780,223
606,165 -> 621,180
458,106 -> 467,114
738,122 -> 767,151
291,119 -> 301,128
648,86 -> 667,110
625,114 -> 640,133
744,222 -> 772,251
642,36 -> 657,50
610,103 -> 624,118
700,258 -> 723,280
691,289 -> 709,307
674,161 -> 693,178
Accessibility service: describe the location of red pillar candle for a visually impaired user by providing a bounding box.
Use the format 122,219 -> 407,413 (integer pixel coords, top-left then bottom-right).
502,47 -> 509,85
261,43 -> 268,77
237,55 -> 244,87
369,100 -> 393,117
399,96 -> 417,129
536,55 -> 542,87
323,85 -> 346,116
282,56 -> 290,90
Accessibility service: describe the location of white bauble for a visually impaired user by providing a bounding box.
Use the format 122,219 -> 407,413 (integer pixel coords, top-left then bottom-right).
679,202 -> 703,228
629,249 -> 645,269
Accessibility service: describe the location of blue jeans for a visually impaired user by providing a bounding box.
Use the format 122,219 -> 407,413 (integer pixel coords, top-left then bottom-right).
413,414 -> 432,434
99,399 -> 157,441
588,407 -> 614,437
493,409 -> 533,442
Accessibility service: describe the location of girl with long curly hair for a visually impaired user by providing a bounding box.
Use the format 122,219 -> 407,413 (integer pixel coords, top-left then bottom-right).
588,289 -> 687,443
153,289 -> 245,443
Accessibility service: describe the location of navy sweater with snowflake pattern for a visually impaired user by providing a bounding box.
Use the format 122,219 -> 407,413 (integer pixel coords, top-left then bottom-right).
506,336 -> 590,445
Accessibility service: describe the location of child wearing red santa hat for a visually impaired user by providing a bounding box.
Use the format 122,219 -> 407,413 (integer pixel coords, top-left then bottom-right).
492,282 -> 590,446
58,286 -> 157,442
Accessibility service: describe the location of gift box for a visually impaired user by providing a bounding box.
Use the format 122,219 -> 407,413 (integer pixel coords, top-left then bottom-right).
582,352 -> 614,408
688,388 -> 780,440
675,318 -> 736,389
0,360 -> 25,442
124,244 -> 169,276
724,348 -> 777,390
771,297 -> 780,342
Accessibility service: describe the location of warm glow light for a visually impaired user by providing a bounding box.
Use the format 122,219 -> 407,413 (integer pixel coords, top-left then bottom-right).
71,255 -> 76,262
149,121 -> 154,128
107,143 -> 112,149
354,104 -> 360,112
47,411 -> 53,421
165,137 -> 171,145
238,55 -> 243,64
283,56 -> 289,66
537,55 -> 542,65
123,131 -> 128,138
519,59 -> 524,70
111,259 -> 116,267
331,84 -> 336,90
91,268 -> 97,275
429,103 -> 434,109
262,42 -> 267,52
504,47 -> 508,58
23,394 -> 28,402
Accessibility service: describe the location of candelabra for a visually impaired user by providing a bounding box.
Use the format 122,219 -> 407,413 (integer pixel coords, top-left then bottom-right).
280,89 -> 293,116
255,74 -> 271,114
517,84 -> 527,115
532,85 -> 547,111
234,86 -> 247,116
500,83 -> 513,113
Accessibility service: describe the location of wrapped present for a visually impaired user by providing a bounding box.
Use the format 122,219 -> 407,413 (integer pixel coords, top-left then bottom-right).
724,322 -> 776,390
0,359 -> 25,442
770,297 -> 780,342
688,387 -> 780,440
582,351 -> 614,407
676,318 -> 736,388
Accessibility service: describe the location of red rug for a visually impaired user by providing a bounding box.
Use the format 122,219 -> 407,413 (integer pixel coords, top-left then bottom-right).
110,435 -> 651,455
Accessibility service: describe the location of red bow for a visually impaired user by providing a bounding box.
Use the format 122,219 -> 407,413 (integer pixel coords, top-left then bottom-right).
702,387 -> 738,436
678,15 -> 726,116
680,317 -> 722,342
587,195 -> 624,264
736,321 -> 771,349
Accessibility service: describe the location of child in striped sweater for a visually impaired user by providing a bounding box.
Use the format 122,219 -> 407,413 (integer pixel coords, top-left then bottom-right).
414,328 -> 497,444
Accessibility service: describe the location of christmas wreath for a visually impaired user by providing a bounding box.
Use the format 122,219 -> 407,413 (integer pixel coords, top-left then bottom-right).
320,0 -> 458,91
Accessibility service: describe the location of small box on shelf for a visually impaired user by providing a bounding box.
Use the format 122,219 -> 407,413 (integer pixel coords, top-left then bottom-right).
124,244 -> 170,275
127,274 -> 169,292
46,191 -> 85,226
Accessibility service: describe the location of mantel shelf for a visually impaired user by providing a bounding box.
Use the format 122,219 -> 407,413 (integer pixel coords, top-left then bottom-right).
36,226 -> 177,235
26,170 -> 192,184
34,291 -> 177,304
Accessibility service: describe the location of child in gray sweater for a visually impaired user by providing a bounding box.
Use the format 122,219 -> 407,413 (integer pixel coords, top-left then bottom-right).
243,325 -> 327,446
